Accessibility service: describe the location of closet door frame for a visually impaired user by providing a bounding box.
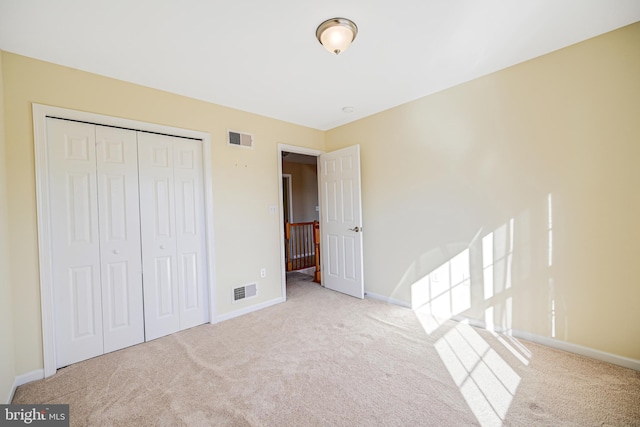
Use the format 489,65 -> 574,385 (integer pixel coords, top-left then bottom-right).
33,104 -> 217,378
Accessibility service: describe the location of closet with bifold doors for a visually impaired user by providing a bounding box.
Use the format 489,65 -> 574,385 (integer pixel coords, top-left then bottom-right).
47,117 -> 208,368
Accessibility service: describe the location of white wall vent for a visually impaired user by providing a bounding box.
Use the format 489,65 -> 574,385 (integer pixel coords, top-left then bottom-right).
233,283 -> 258,302
228,129 -> 254,148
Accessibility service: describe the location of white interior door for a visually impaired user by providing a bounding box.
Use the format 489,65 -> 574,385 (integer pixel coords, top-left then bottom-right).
138,132 -> 180,340
95,126 -> 144,352
173,140 -> 209,329
319,145 -> 364,299
47,118 -> 104,367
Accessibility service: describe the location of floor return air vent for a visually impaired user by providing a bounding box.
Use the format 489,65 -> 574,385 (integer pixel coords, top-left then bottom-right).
233,283 -> 257,302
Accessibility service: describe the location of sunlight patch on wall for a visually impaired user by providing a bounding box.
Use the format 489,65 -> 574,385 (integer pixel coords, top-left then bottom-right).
485,306 -> 495,331
485,218 -> 515,303
411,248 -> 471,318
483,234 -> 494,300
412,217 -> 517,332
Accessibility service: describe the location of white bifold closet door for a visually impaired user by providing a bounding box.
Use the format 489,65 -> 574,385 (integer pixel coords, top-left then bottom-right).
48,119 -> 144,368
48,118 -> 208,368
97,126 -> 145,352
137,133 -> 208,341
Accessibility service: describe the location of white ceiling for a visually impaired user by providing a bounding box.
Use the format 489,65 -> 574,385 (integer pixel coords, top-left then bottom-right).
1,1 -> 639,131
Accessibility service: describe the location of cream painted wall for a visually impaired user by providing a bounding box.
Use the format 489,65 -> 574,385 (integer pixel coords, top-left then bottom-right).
282,161 -> 319,223
326,23 -> 640,360
0,50 -> 18,402
1,51 -> 325,376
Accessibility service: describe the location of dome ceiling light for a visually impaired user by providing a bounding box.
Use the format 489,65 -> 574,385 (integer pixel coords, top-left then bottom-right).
316,18 -> 358,55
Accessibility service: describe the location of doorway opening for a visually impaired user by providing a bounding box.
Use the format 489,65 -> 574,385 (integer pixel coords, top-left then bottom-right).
277,144 -> 323,300
278,143 -> 365,301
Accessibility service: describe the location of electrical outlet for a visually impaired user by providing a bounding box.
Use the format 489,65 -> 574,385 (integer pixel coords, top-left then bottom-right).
269,205 -> 277,215
260,268 -> 266,278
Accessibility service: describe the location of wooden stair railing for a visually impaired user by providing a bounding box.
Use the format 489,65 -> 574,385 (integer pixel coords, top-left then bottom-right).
285,220 -> 321,283
313,221 -> 321,283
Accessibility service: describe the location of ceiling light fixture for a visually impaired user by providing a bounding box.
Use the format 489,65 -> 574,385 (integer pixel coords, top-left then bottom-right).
316,18 -> 358,55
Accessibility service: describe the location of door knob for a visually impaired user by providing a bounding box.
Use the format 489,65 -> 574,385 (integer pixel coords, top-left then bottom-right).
348,226 -> 362,232
160,245 -> 166,249
113,250 -> 120,255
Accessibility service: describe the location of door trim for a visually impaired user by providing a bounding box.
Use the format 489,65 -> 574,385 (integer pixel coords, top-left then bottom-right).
277,144 -> 323,300
282,174 -> 293,223
33,104 -> 217,377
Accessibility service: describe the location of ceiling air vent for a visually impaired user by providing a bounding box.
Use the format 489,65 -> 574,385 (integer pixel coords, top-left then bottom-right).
233,283 -> 257,302
228,129 -> 254,148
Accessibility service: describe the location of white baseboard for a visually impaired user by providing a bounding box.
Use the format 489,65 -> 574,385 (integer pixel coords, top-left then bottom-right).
215,297 -> 285,322
376,298 -> 640,372
510,329 -> 640,371
365,291 -> 411,308
5,369 -> 44,404
447,314 -> 640,371
4,384 -> 13,405
450,314 -> 489,330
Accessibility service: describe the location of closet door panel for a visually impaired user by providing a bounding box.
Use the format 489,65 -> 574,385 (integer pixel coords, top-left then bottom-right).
47,118 -> 103,368
96,126 -> 144,352
174,141 -> 208,329
138,133 -> 180,341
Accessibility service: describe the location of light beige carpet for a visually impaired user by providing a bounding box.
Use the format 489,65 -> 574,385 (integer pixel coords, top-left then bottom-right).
13,273 -> 640,426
